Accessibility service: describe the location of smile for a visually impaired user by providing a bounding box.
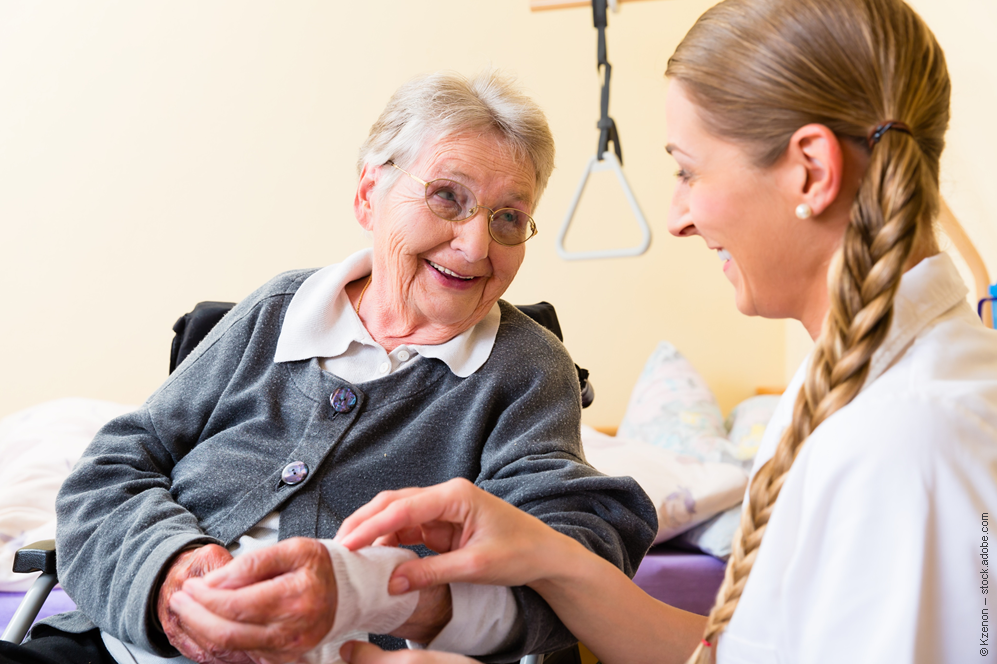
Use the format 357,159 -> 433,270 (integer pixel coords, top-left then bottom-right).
427,260 -> 476,280
717,249 -> 732,262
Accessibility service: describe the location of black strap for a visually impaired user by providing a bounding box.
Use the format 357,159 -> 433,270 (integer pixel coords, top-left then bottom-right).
170,301 -> 236,373
593,0 -> 622,164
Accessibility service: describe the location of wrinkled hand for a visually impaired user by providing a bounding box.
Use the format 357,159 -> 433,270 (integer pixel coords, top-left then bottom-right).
169,537 -> 337,664
157,544 -> 251,664
340,640 -> 475,664
335,478 -> 568,594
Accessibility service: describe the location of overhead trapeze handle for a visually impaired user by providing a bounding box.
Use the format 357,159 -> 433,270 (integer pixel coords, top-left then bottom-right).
556,151 -> 652,261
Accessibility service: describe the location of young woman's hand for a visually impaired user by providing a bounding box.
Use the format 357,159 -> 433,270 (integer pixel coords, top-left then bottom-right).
338,478 -> 708,664
335,478 -> 576,594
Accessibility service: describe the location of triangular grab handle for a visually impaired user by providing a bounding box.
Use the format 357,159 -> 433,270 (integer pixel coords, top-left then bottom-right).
556,152 -> 651,261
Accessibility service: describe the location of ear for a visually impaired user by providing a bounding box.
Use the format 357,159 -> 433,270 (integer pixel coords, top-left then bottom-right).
785,123 -> 844,217
354,163 -> 379,231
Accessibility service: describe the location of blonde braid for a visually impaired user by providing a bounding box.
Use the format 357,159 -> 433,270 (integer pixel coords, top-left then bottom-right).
664,1 -> 951,660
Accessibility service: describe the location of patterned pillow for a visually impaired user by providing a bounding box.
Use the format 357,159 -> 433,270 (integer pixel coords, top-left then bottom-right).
581,426 -> 747,544
678,396 -> 783,558
725,395 -> 781,469
618,341 -> 740,465
616,343 -> 784,557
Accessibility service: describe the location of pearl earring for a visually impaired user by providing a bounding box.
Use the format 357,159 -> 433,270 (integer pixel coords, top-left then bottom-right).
795,203 -> 813,220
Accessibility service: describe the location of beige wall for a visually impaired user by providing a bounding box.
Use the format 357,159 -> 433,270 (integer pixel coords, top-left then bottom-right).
1,1 -> 992,428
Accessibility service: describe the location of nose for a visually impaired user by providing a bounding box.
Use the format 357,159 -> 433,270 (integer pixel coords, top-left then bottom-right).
451,208 -> 492,262
666,188 -> 697,238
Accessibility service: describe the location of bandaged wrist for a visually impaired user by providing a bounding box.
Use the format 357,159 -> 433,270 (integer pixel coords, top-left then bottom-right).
407,583 -> 519,656
302,541 -> 420,664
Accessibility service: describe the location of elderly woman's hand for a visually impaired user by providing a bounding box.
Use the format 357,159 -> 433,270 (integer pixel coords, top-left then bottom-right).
335,478 -> 576,593
169,537 -> 338,664
156,544 -> 254,664
340,641 -> 475,664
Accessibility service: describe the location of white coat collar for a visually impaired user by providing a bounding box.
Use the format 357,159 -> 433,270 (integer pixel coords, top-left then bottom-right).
864,251 -> 969,386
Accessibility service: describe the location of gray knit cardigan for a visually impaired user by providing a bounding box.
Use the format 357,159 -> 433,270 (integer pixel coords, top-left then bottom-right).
45,269 -> 657,662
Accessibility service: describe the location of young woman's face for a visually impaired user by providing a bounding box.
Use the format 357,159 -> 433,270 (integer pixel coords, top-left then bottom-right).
665,80 -> 842,329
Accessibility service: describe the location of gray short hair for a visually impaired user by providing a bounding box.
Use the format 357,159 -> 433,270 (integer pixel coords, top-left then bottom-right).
357,70 -> 556,207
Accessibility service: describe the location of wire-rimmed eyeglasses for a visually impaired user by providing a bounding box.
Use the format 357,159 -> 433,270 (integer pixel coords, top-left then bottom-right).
386,161 -> 538,247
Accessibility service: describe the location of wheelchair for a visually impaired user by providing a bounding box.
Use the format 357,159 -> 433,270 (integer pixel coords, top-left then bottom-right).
3,301 -> 596,664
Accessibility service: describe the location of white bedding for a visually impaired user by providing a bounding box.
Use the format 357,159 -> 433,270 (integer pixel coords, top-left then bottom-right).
0,398 -> 134,591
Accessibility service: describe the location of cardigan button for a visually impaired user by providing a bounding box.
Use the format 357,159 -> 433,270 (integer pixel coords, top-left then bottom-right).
281,461 -> 309,485
330,387 -> 357,413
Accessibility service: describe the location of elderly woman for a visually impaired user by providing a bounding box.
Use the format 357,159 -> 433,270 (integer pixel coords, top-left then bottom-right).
333,1 -> 997,663
0,71 -> 656,664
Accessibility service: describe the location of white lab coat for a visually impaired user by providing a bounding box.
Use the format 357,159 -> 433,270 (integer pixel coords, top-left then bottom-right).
719,253 -> 997,664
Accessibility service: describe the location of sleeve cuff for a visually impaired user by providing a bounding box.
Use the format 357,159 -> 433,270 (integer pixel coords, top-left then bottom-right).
408,583 -> 519,656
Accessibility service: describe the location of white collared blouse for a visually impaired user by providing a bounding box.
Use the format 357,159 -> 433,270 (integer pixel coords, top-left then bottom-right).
720,253 -> 997,663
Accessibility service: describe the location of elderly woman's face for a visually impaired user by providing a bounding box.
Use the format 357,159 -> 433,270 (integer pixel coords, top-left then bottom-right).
359,132 -> 536,334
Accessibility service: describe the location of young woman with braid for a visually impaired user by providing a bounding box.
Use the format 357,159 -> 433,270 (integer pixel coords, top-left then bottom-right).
259,0 -> 996,662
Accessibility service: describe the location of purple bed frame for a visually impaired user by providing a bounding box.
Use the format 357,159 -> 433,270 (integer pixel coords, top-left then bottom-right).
1,544 -> 724,640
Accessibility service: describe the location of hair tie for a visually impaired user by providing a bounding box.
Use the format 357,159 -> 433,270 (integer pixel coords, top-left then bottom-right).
701,639 -> 713,648
867,121 -> 913,149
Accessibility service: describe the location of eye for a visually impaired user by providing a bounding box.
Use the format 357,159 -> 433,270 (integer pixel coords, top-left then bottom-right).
495,210 -> 522,226
425,180 -> 474,220
674,169 -> 692,184
489,209 -> 533,245
434,187 -> 458,203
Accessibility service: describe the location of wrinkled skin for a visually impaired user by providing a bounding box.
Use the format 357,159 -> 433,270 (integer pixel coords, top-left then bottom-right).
162,538 -> 337,664
351,131 -> 536,351
165,537 -> 452,663
157,544 -> 253,664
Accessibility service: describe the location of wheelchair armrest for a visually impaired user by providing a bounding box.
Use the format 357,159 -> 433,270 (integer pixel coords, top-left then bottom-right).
13,540 -> 57,576
2,541 -> 58,644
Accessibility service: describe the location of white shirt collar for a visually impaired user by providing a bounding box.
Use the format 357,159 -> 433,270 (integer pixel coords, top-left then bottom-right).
273,248 -> 501,378
865,251 -> 969,385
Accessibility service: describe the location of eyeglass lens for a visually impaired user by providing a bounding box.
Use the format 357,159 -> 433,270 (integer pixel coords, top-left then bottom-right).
424,179 -> 534,245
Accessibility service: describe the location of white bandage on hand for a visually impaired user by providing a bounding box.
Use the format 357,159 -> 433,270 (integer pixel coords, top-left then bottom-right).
301,541 -> 421,664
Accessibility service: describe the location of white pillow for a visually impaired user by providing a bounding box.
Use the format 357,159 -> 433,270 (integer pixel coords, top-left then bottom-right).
0,398 -> 134,591
581,425 -> 747,544
675,504 -> 742,559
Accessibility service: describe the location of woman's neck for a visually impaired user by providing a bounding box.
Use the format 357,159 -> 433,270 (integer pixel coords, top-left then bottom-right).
345,276 -> 482,352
